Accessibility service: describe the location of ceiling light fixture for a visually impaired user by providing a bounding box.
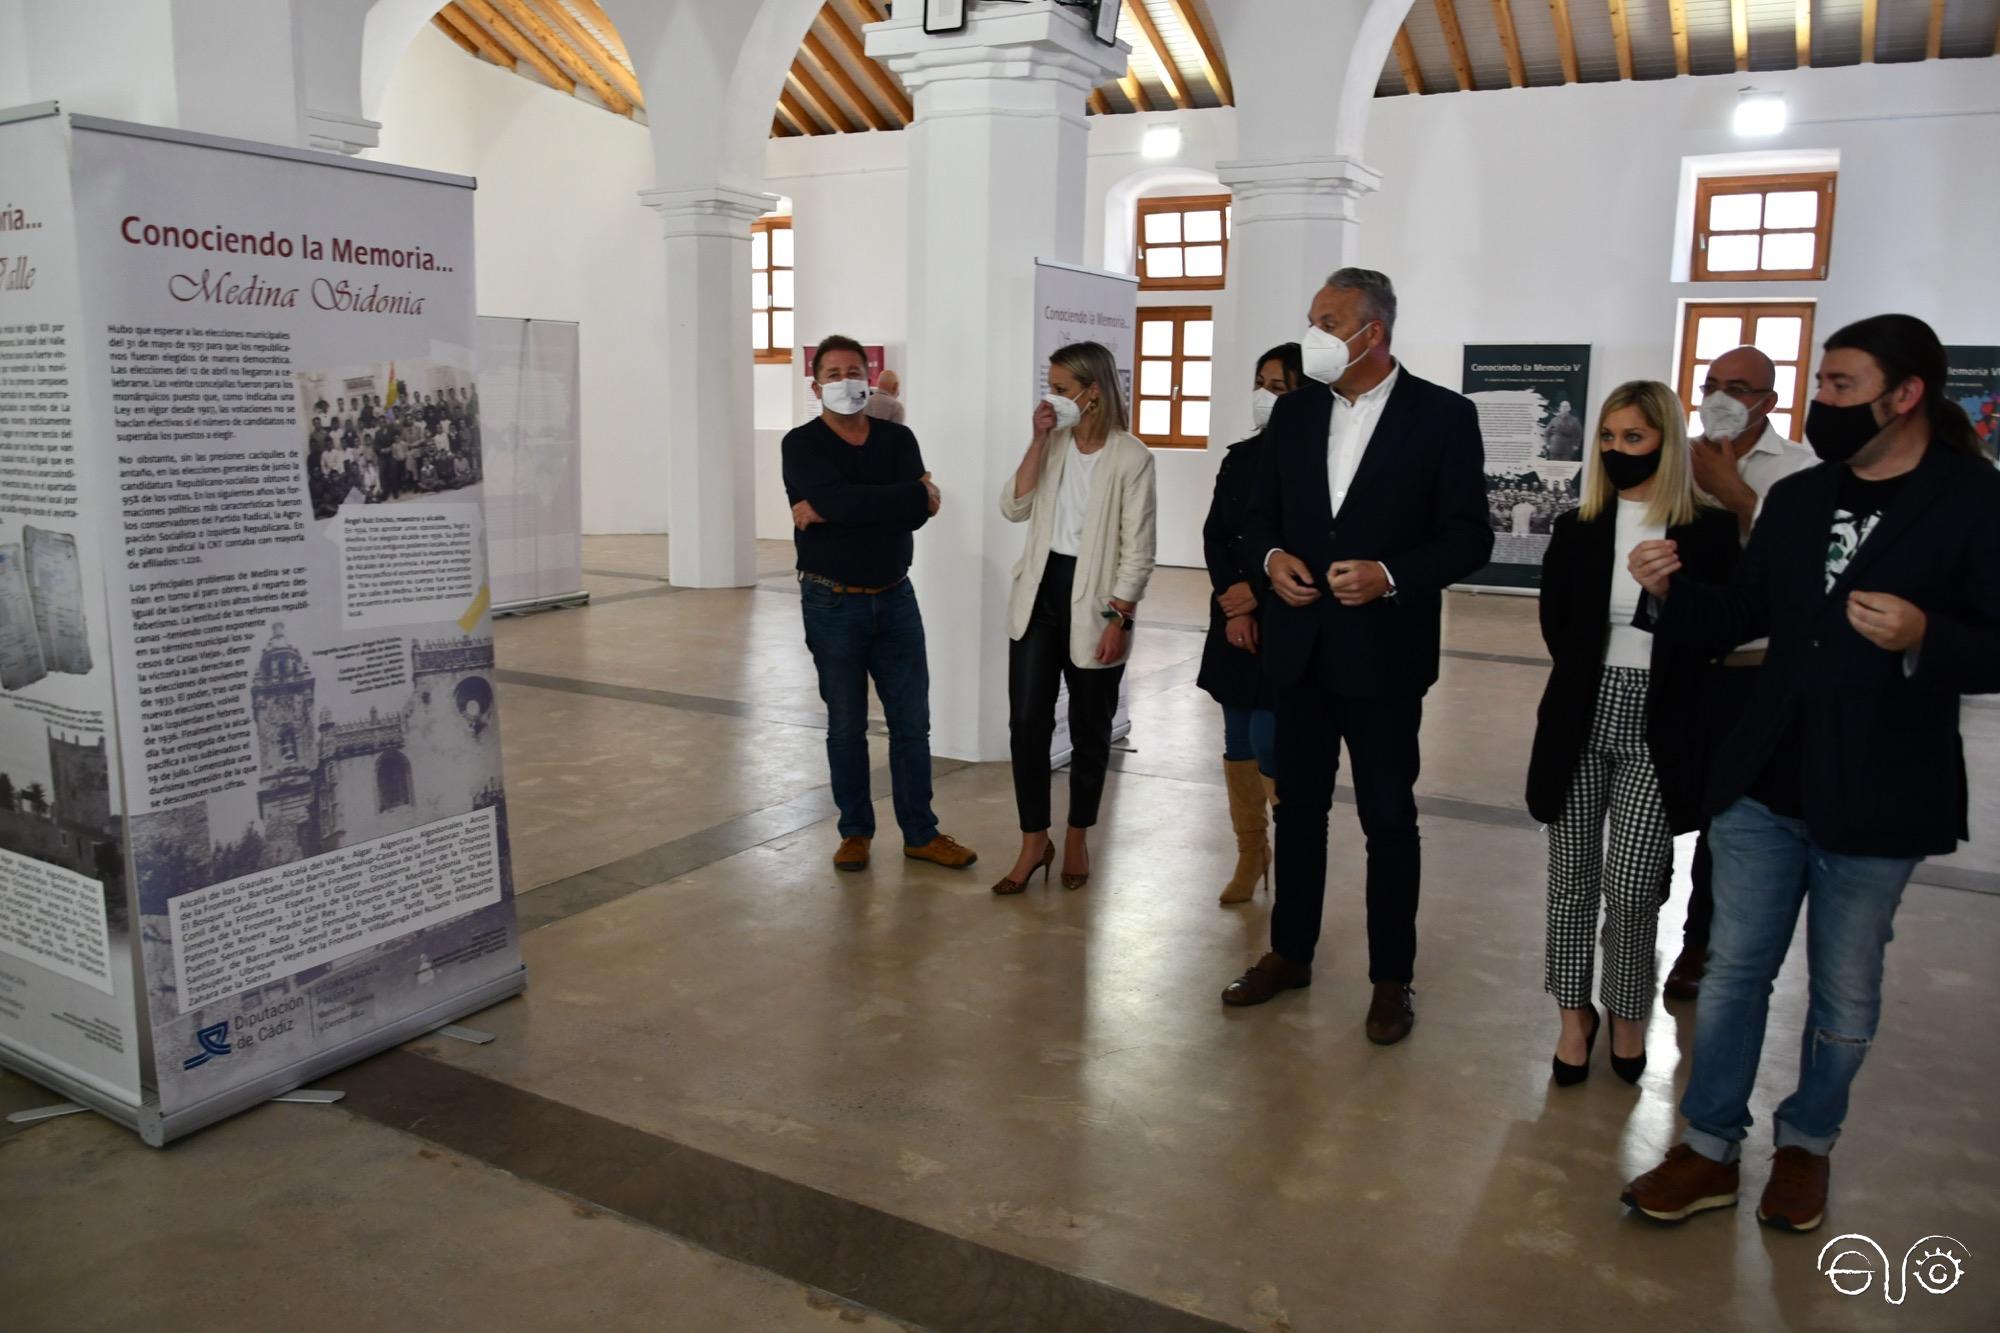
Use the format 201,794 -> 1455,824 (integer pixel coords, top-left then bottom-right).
1733,89 -> 1787,137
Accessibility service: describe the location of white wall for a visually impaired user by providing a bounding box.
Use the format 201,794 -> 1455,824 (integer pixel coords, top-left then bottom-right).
371,26 -> 669,537
1359,60 -> 2000,410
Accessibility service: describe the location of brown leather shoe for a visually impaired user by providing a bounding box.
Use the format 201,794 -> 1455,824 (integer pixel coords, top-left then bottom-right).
833,836 -> 871,872
1221,953 -> 1311,1007
1365,982 -> 1415,1045
1621,1144 -> 1740,1223
1664,944 -> 1707,1001
904,834 -> 977,869
1757,1146 -> 1830,1233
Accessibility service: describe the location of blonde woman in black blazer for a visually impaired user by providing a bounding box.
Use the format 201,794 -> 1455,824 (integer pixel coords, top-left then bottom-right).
1525,380 -> 1738,1088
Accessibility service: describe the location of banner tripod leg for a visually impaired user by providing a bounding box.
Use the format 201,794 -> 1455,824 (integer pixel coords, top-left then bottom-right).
433,1023 -> 496,1045
270,1090 -> 345,1105
5,1101 -> 89,1125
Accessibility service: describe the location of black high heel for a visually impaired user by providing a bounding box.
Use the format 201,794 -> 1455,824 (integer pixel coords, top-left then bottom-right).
1551,1006 -> 1600,1087
1611,1047 -> 1649,1085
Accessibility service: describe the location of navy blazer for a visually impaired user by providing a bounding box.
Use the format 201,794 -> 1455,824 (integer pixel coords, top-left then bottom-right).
1240,370 -> 1492,697
1659,443 -> 2000,856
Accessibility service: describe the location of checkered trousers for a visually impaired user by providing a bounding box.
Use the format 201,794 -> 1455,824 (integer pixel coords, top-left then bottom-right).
1544,666 -> 1674,1021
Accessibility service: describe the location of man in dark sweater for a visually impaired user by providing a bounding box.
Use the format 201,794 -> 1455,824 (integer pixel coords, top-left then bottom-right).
783,334 -> 977,875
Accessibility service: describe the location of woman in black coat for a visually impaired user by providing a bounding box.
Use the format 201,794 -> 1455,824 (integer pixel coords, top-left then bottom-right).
1525,380 -> 1739,1087
1197,343 -> 1301,905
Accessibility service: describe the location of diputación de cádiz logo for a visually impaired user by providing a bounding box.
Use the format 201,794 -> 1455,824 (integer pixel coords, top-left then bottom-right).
181,1021 -> 233,1071
1818,1233 -> 1968,1303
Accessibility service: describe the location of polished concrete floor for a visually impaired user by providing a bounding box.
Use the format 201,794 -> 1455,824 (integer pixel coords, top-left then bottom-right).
4,534 -> 1996,1331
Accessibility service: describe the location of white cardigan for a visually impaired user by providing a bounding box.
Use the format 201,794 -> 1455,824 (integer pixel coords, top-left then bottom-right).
999,426 -> 1157,669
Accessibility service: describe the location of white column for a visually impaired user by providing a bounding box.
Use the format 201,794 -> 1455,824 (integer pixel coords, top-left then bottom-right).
641,184 -> 777,588
1208,157 -> 1381,441
868,2 -> 1127,763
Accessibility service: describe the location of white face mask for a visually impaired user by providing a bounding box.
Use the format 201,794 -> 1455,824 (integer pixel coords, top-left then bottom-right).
1250,387 -> 1279,431
1697,391 -> 1757,442
1043,391 -> 1083,431
1300,323 -> 1371,384
820,378 -> 871,416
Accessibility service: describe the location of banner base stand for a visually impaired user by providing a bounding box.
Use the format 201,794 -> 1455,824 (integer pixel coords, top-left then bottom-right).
6,1101 -> 90,1125
434,1024 -> 496,1045
2,966 -> 525,1146
494,591 -> 591,617
271,1089 -> 345,1105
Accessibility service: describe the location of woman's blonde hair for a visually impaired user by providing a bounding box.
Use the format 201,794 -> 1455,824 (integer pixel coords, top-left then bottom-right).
1049,341 -> 1130,432
1578,379 -> 1704,527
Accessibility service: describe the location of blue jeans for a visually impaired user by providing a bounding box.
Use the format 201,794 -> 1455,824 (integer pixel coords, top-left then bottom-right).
1221,704 -> 1277,777
1680,797 -> 1919,1163
800,579 -> 939,847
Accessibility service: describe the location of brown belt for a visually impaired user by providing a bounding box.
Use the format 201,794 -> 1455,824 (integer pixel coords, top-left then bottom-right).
799,572 -> 905,596
1722,648 -> 1767,668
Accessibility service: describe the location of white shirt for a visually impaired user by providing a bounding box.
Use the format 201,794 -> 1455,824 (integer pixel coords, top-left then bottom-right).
1697,419 -> 1816,653
1607,498 -> 1666,669
1698,419 -> 1816,537
1329,363 -> 1401,514
1263,364 -> 1404,584
1050,438 -> 1100,557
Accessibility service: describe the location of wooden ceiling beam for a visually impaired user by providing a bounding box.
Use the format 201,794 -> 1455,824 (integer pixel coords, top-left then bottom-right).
1089,88 -> 1113,116
803,30 -> 887,131
1549,0 -> 1580,83
1161,0 -> 1234,105
778,87 -> 824,136
1926,0 -> 1946,59
1676,0 -> 1698,75
432,13 -> 480,58
1491,0 -> 1527,87
1124,0 -> 1190,108
772,116 -> 795,139
498,0 -> 628,114
458,0 -> 574,93
1118,70 -> 1155,113
1860,0 -> 1878,63
439,4 -> 515,69
1608,0 -> 1635,81
1434,0 -> 1476,91
1795,0 -> 1812,65
789,60 -> 857,134
564,0 -> 631,66
531,0 -> 644,107
1393,25 -> 1427,95
825,3 -> 912,125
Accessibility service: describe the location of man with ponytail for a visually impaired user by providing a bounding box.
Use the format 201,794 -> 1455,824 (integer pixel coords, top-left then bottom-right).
1620,314 -> 2000,1233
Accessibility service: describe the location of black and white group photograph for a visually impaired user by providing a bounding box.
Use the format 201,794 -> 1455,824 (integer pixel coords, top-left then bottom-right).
295,361 -> 482,520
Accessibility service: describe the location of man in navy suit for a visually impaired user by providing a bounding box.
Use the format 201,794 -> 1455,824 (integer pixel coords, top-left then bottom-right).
1221,268 -> 1492,1044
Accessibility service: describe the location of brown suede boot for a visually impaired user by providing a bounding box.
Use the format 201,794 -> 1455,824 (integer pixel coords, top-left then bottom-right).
1219,759 -> 1270,905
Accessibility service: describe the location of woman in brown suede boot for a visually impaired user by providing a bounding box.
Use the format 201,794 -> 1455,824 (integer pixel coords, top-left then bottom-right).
1198,344 -> 1300,904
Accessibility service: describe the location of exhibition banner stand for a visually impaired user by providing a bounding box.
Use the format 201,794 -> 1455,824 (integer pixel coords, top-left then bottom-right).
478,316 -> 585,615
0,106 -> 525,1145
1458,343 -> 1592,593
1032,259 -> 1138,766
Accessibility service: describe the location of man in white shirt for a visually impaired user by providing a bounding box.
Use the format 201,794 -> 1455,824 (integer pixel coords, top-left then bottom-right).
1666,344 -> 1817,1000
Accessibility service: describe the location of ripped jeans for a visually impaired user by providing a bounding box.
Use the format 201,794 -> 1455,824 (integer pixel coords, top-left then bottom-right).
1680,798 -> 1919,1164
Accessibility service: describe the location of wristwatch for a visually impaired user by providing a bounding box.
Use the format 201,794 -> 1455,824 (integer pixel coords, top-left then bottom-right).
1102,605 -> 1135,631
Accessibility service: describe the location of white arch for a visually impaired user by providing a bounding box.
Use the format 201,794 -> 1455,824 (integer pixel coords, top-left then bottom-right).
1101,164 -> 1224,275
360,0 -> 447,124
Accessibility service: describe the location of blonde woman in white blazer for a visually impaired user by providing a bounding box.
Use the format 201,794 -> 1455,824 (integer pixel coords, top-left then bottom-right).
991,341 -> 1158,896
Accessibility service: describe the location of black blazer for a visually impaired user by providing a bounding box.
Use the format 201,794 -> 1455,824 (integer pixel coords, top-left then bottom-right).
1197,432 -> 1274,710
1525,504 -> 1740,833
1660,444 -> 2000,857
1241,370 -> 1492,697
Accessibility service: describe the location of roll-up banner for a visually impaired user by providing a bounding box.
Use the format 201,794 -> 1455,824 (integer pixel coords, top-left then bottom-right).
1943,346 -> 2000,462
0,107 -> 525,1144
1459,343 -> 1592,592
478,316 -> 585,615
1032,259 -> 1138,766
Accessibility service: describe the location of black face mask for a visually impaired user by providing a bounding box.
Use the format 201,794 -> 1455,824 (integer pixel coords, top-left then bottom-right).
1805,395 -> 1890,464
1599,447 -> 1662,492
